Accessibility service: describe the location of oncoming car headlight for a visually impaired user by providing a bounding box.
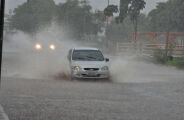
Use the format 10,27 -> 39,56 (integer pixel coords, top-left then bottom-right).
50,44 -> 56,50
35,43 -> 42,50
72,66 -> 81,71
101,66 -> 109,71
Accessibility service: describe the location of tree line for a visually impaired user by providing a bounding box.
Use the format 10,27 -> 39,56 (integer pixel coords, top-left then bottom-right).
9,0 -> 105,40
9,0 -> 184,42
106,0 -> 184,42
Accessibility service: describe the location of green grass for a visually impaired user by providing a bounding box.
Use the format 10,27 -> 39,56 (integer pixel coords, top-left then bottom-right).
166,60 -> 184,69
135,55 -> 184,69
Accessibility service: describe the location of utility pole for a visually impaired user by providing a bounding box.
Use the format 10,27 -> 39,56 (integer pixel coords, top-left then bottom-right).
106,0 -> 110,50
0,0 -> 5,86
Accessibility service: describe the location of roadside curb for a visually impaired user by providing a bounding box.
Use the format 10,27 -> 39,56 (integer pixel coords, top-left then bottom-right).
0,105 -> 9,120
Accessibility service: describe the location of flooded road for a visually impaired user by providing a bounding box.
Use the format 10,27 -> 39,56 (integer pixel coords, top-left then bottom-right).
1,78 -> 184,120
2,52 -> 184,83
1,53 -> 184,120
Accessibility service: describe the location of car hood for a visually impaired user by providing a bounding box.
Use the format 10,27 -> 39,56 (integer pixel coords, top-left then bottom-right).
71,61 -> 108,68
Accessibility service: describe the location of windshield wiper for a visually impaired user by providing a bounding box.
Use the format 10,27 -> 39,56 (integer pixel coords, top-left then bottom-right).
74,57 -> 85,60
86,56 -> 97,60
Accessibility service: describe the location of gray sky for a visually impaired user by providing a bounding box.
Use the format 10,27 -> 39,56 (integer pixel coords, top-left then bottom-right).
5,0 -> 167,14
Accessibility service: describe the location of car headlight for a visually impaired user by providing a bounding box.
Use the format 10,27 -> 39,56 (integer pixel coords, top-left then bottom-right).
50,44 -> 56,50
35,43 -> 42,50
101,66 -> 109,71
72,66 -> 81,71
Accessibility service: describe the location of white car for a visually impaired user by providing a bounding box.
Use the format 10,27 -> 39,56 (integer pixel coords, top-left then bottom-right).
68,47 -> 110,79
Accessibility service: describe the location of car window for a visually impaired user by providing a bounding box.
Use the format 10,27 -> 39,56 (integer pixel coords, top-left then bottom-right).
72,50 -> 104,61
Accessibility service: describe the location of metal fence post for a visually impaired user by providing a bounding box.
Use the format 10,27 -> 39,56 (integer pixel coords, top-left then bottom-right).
0,0 -> 5,86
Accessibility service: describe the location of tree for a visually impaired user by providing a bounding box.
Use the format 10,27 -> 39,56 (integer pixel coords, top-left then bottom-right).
118,0 -> 130,23
106,17 -> 133,43
104,5 -> 118,17
56,0 -> 100,39
106,0 -> 145,49
128,0 -> 146,50
149,0 -> 184,32
148,0 -> 184,60
93,10 -> 106,32
93,10 -> 106,24
10,0 -> 56,33
106,14 -> 149,43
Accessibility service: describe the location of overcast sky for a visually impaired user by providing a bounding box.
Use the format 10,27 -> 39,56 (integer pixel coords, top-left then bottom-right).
5,0 -> 168,14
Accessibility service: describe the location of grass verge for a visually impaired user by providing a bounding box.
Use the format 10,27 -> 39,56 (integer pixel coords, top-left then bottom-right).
166,60 -> 184,69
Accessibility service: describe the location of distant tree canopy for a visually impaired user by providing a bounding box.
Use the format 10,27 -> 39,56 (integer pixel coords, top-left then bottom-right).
128,0 -> 146,24
104,5 -> 118,17
106,14 -> 149,42
10,0 -> 103,39
105,0 -> 146,43
10,0 -> 56,33
56,0 -> 101,39
9,0 -> 184,42
118,0 -> 130,23
104,0 -> 145,24
148,0 -> 184,32
106,0 -> 184,42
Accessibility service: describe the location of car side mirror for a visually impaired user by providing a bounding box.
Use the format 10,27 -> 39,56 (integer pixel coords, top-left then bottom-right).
105,58 -> 109,62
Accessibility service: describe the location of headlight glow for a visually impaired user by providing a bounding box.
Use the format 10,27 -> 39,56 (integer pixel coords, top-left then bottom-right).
50,44 -> 56,50
35,43 -> 42,50
101,66 -> 109,71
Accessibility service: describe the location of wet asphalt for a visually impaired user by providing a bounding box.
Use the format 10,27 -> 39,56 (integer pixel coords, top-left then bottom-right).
1,78 -> 184,120
1,53 -> 184,120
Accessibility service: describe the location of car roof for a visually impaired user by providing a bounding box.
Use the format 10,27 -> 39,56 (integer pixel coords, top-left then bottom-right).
73,47 -> 99,51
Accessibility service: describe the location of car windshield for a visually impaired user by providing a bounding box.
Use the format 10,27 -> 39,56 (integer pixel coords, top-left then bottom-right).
72,50 -> 104,61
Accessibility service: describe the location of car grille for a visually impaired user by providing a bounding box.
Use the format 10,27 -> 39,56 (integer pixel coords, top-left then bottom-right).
82,74 -> 100,77
84,68 -> 99,71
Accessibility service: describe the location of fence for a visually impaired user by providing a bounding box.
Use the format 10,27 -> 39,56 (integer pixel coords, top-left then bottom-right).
116,42 -> 184,57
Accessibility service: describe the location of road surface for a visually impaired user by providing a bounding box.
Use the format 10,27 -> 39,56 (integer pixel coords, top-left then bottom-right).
0,53 -> 184,120
1,77 -> 184,120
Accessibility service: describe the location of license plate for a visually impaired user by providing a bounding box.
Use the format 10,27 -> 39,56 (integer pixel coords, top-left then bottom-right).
88,72 -> 96,76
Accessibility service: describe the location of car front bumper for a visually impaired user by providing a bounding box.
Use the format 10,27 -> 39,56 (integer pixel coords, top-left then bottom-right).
71,70 -> 109,79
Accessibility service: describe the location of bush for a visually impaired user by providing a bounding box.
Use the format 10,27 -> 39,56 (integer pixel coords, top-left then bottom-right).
153,48 -> 166,64
166,60 -> 184,69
